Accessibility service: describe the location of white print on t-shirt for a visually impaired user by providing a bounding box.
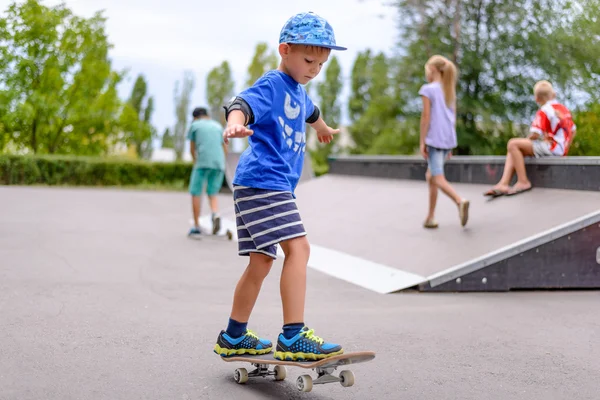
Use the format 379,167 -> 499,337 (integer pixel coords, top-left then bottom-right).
279,93 -> 306,154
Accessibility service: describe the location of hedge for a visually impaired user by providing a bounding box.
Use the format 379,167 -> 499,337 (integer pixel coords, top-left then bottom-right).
0,154 -> 194,189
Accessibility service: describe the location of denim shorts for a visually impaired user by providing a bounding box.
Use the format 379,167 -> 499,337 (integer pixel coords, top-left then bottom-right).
427,146 -> 451,177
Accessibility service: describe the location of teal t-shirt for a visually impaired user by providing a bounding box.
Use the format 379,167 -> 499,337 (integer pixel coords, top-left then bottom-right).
186,119 -> 225,171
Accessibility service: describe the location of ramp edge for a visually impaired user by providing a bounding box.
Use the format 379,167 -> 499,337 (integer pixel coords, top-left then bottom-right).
426,210 -> 600,288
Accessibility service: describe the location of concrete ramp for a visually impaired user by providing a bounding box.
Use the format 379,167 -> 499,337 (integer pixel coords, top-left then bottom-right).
293,175 -> 600,293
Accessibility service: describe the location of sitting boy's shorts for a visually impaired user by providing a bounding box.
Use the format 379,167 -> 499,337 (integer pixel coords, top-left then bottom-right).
233,186 -> 307,259
189,168 -> 224,196
427,146 -> 451,177
532,140 -> 554,158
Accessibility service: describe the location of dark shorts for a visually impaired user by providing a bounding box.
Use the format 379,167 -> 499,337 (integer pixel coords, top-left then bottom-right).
233,186 -> 307,259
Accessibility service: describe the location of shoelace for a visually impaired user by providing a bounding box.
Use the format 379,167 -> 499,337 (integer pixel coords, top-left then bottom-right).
245,329 -> 259,340
300,328 -> 324,345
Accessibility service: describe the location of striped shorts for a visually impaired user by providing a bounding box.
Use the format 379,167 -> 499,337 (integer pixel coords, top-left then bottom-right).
234,186 -> 307,259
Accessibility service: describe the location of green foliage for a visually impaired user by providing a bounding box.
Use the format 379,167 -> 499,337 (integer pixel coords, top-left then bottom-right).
161,128 -> 174,149
246,42 -> 278,88
570,103 -> 600,156
383,0 -> 600,156
120,74 -> 156,159
0,154 -> 192,189
0,0 -> 123,155
348,51 -> 405,154
206,61 -> 235,125
311,56 -> 343,174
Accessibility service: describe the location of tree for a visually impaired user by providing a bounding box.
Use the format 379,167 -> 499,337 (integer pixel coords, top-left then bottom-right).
311,56 -> 343,174
173,71 -> 195,160
119,74 -> 155,159
347,51 -> 405,154
348,50 -> 372,125
570,103 -> 600,156
161,128 -> 174,149
206,61 -> 235,125
392,0 -> 600,155
0,0 -> 122,155
246,42 -> 278,88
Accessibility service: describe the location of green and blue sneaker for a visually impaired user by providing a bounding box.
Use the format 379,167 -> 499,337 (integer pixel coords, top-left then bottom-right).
213,329 -> 273,357
274,326 -> 343,361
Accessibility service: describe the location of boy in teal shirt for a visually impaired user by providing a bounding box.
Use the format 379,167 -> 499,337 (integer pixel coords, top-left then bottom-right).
187,107 -> 226,237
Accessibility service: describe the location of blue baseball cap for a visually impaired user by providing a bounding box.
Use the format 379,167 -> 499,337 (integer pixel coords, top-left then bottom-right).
279,11 -> 347,51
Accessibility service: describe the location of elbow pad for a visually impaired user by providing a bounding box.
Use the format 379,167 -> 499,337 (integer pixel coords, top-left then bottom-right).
305,105 -> 320,124
223,97 -> 254,125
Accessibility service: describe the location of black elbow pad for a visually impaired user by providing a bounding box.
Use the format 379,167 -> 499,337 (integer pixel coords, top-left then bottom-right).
223,97 -> 255,125
305,105 -> 320,124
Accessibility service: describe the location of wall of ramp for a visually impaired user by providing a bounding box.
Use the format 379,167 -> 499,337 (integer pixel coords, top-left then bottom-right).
418,210 -> 600,292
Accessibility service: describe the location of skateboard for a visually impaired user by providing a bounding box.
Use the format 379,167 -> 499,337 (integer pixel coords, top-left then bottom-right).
220,351 -> 375,392
189,229 -> 233,241
189,217 -> 234,241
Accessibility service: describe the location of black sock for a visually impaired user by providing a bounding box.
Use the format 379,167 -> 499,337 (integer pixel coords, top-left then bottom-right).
282,323 -> 305,339
226,318 -> 247,338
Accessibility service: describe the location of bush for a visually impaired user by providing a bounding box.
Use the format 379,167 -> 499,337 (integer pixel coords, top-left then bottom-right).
570,104 -> 600,156
0,155 -> 193,189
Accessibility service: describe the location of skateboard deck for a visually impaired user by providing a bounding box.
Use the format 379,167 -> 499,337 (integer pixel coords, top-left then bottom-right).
188,229 -> 233,241
220,351 -> 375,392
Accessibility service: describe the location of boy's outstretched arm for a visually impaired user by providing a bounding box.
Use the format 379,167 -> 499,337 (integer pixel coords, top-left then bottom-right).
310,117 -> 340,144
223,110 -> 253,144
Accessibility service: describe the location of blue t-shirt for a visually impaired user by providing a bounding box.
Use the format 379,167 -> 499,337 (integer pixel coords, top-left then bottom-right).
233,70 -> 314,194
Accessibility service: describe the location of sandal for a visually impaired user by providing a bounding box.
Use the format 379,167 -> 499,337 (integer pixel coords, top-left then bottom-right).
423,219 -> 439,229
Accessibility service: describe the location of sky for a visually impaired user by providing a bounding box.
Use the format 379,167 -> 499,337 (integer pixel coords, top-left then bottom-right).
1,0 -> 399,139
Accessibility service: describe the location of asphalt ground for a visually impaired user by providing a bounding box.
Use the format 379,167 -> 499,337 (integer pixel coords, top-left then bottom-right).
1,186 -> 599,400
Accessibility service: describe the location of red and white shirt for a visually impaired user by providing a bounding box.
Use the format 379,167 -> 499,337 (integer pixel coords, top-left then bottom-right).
530,100 -> 576,156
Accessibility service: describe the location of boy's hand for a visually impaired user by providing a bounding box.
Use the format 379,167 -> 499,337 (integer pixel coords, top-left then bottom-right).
316,126 -> 340,144
223,124 -> 253,144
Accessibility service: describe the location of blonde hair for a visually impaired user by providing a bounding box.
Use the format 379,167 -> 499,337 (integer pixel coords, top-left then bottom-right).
533,80 -> 556,103
426,55 -> 457,108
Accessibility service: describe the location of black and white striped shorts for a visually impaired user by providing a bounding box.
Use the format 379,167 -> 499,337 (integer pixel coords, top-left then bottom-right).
233,186 -> 307,259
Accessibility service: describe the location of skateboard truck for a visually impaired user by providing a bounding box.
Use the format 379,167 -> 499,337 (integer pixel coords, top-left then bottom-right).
223,351 -> 374,392
233,363 -> 355,392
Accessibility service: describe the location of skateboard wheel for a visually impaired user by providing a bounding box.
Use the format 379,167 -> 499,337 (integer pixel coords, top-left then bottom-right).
234,368 -> 248,384
296,374 -> 312,392
226,230 -> 233,240
339,370 -> 355,387
274,365 -> 286,381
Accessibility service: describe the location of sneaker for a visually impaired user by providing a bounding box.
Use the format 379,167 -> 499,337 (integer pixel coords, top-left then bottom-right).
459,199 -> 470,227
212,214 -> 221,235
188,227 -> 202,237
274,326 -> 343,361
213,329 -> 273,357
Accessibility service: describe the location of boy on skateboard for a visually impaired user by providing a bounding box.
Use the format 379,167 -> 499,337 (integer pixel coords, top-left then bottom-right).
214,11 -> 346,361
187,107 -> 227,237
